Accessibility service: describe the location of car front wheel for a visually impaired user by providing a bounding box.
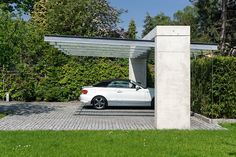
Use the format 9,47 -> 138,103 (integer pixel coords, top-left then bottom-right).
92,96 -> 107,110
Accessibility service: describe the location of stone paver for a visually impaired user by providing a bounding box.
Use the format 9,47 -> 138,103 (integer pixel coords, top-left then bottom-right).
0,102 -> 223,130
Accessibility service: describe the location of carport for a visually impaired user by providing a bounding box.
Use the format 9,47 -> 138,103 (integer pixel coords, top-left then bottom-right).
44,26 -> 217,129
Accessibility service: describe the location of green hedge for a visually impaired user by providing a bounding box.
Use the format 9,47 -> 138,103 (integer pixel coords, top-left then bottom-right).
0,57 -> 129,102
191,56 -> 236,118
0,57 -> 156,102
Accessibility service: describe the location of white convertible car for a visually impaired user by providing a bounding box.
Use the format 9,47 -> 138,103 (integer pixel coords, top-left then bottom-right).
80,79 -> 154,109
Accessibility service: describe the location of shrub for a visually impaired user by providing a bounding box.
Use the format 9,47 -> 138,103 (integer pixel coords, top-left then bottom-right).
0,57 -> 129,102
191,56 -> 236,118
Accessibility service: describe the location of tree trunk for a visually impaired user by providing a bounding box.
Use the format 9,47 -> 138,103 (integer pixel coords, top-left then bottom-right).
220,0 -> 227,54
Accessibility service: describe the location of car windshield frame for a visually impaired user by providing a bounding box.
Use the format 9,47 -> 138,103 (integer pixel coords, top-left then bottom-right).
130,80 -> 146,89
93,79 -> 146,89
107,80 -> 134,88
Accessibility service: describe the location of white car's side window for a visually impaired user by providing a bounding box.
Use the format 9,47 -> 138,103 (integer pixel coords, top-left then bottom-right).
107,81 -> 134,88
107,81 -> 116,87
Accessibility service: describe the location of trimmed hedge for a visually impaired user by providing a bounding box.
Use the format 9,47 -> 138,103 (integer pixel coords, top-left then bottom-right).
0,57 -> 129,102
0,57 -> 155,102
191,56 -> 236,118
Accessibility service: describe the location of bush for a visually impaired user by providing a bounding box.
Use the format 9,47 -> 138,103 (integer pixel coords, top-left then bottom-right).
0,68 -> 37,101
0,57 -> 129,102
191,56 -> 236,118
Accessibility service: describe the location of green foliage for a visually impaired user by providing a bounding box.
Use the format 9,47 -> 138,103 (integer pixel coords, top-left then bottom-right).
173,6 -> 198,42
142,12 -> 172,37
147,64 -> 154,88
34,58 -> 128,102
141,6 -> 209,43
191,0 -> 236,47
31,0 -> 48,30
142,12 -> 172,63
142,2 -> 236,47
142,13 -> 155,38
192,0 -> 221,43
36,0 -> 123,36
0,10 -> 49,68
0,1 -> 128,102
127,19 -> 137,39
0,0 -> 37,14
0,57 -> 128,102
191,57 -> 236,118
227,1 -> 236,46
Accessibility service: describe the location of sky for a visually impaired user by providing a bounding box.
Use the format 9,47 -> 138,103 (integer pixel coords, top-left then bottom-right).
108,0 -> 192,38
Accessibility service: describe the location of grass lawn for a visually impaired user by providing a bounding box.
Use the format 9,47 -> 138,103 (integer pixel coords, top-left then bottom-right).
0,124 -> 235,157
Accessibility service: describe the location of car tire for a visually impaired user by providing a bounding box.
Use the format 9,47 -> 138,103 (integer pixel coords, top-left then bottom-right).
92,96 -> 107,110
151,98 -> 155,109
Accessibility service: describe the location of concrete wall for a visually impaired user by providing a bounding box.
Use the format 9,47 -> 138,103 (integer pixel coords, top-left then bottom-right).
129,58 -> 147,87
154,26 -> 191,129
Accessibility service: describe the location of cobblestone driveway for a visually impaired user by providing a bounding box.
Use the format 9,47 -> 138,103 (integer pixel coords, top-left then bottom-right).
0,102 -> 223,130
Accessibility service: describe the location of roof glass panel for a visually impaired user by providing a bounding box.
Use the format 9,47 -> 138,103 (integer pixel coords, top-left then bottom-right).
44,35 -> 218,58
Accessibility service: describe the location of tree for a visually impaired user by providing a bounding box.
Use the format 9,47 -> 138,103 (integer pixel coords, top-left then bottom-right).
220,0 -> 227,52
193,0 -> 221,43
223,0 -> 236,51
142,13 -> 154,37
173,6 -> 198,41
0,10 -> 47,68
0,0 -> 130,101
142,12 -> 172,64
142,12 -> 172,37
0,11 -> 27,67
127,19 -> 137,39
31,0 -> 48,30
191,0 -> 236,54
32,0 -> 124,37
0,0 -> 37,14
153,12 -> 172,25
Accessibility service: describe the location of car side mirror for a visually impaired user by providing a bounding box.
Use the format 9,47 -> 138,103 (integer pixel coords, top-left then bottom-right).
136,86 -> 141,91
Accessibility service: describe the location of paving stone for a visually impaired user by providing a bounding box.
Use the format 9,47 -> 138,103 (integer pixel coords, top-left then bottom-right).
0,102 -> 224,130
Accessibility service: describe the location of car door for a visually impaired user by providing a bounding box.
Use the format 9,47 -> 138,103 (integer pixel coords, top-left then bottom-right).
105,80 -> 125,106
107,80 -> 148,106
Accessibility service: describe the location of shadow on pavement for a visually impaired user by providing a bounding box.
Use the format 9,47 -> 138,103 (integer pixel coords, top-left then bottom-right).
83,106 -> 154,110
0,103 -> 55,116
75,105 -> 154,117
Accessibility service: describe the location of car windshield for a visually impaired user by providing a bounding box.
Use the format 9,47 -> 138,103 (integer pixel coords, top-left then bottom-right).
93,80 -> 146,88
107,80 -> 132,88
93,81 -> 111,87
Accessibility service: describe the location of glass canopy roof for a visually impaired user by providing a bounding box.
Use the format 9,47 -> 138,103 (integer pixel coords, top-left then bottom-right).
44,35 -> 218,58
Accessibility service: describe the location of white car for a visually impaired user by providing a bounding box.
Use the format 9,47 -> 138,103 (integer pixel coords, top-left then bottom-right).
80,79 -> 154,109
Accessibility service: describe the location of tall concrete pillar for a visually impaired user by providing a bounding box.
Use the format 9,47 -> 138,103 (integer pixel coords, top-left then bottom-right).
129,58 -> 147,87
154,26 -> 190,129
